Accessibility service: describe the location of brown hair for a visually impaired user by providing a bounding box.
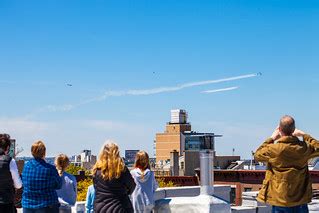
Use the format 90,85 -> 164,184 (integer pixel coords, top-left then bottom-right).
280,115 -> 295,136
134,151 -> 150,180
0,134 -> 11,151
31,141 -> 46,159
55,154 -> 70,176
93,141 -> 125,180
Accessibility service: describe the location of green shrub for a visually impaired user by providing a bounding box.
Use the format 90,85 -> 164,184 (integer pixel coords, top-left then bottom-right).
156,178 -> 177,188
66,164 -> 83,175
66,164 -> 91,176
77,178 -> 93,201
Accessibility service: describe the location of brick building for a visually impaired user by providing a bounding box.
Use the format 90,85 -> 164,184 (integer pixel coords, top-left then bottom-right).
155,109 -> 190,162
155,109 -> 222,162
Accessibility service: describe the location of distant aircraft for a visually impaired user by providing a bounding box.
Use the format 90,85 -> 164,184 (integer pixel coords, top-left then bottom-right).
66,84 -> 72,87
257,72 -> 262,76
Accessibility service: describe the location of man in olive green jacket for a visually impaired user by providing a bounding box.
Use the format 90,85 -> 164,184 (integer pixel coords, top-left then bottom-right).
255,115 -> 319,212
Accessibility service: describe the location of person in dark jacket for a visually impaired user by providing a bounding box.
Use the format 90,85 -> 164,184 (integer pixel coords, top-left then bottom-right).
0,133 -> 22,213
93,141 -> 136,213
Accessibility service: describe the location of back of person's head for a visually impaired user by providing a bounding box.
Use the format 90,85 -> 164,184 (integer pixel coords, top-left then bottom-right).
134,150 -> 150,171
55,154 -> 70,176
0,133 -> 11,152
279,115 -> 295,136
134,151 -> 150,180
93,140 -> 125,180
31,141 -> 46,159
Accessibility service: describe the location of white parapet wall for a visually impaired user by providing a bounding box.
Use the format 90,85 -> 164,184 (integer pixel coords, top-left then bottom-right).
70,185 -> 231,213
154,185 -> 231,202
154,185 -> 231,213
154,194 -> 231,213
309,199 -> 319,212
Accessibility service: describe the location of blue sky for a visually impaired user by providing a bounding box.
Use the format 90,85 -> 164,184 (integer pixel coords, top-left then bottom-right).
0,0 -> 318,158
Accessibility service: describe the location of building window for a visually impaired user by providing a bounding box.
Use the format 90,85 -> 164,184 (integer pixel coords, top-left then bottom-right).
230,187 -> 236,204
180,162 -> 184,170
244,187 -> 252,192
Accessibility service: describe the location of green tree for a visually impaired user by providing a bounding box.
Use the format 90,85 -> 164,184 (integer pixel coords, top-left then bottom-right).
66,164 -> 83,175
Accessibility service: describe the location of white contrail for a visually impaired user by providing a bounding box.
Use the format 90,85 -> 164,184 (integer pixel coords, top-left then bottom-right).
201,86 -> 239,94
43,73 -> 259,112
97,73 -> 258,99
45,105 -> 75,112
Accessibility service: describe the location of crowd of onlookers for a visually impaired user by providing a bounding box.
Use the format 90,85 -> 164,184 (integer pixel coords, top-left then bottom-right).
0,134 -> 158,213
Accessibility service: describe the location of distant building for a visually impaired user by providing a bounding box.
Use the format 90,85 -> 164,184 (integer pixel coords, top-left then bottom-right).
71,149 -> 96,170
149,157 -> 156,168
81,149 -> 92,162
125,150 -> 139,165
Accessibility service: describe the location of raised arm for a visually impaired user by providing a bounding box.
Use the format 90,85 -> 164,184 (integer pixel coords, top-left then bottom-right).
254,138 -> 275,162
304,134 -> 319,149
254,127 -> 280,162
293,129 -> 319,158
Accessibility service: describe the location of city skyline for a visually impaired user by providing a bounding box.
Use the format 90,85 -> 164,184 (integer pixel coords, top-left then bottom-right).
0,1 -> 318,158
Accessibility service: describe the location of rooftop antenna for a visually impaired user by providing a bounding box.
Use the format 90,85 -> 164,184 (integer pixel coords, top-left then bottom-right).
232,148 -> 235,156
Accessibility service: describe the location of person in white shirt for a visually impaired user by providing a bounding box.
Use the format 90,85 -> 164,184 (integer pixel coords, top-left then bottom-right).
0,133 -> 22,213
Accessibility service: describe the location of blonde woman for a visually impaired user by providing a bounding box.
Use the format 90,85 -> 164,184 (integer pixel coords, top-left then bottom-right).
131,151 -> 158,213
93,141 -> 136,213
55,154 -> 77,213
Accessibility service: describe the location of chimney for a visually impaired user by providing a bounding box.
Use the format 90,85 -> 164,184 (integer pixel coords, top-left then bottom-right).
200,150 -> 214,195
170,150 -> 179,176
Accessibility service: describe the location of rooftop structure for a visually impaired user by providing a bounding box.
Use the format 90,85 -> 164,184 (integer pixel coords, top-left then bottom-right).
155,109 -> 221,162
170,109 -> 188,124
